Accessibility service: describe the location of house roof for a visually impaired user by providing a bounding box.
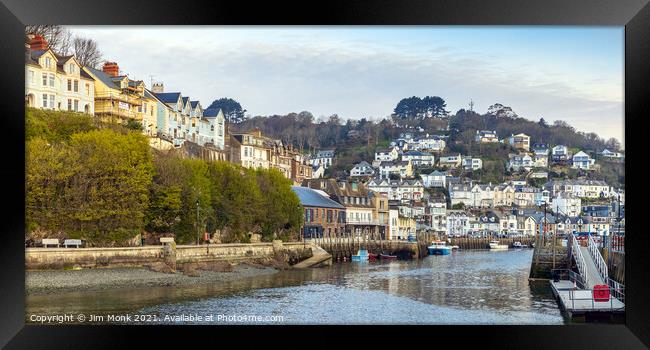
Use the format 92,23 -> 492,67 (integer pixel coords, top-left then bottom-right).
428,170 -> 446,176
190,101 -> 200,109
86,67 -> 122,89
291,186 -> 345,209
155,92 -> 182,104
573,151 -> 589,158
203,108 -> 222,118
353,161 -> 372,168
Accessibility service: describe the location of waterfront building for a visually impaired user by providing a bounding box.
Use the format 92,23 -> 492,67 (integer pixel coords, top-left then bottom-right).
446,210 -> 471,236
302,179 -> 385,238
513,186 -> 539,207
25,35 -> 95,114
292,186 -> 346,239
493,184 -> 515,207
420,170 -> 447,188
427,202 -> 447,234
477,211 -> 500,233
230,130 -> 272,169
388,209 -> 399,240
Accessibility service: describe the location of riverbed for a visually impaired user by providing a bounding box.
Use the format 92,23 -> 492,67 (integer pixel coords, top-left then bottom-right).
26,249 -> 567,324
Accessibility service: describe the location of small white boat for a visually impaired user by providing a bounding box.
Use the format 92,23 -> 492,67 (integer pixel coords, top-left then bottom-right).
488,240 -> 509,250
451,245 -> 460,250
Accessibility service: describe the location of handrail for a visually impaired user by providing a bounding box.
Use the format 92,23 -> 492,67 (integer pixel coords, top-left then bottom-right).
570,233 -> 588,287
588,235 -> 609,282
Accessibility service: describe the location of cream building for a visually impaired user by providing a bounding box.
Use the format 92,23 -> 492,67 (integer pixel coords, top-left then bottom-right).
25,35 -> 95,114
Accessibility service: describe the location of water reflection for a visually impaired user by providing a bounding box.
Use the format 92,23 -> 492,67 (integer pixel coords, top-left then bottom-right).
27,250 -> 565,324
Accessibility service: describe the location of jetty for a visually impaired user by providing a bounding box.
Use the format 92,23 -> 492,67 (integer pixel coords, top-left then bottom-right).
548,234 -> 625,321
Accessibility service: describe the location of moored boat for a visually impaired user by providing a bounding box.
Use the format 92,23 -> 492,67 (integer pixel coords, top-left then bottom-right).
351,249 -> 369,262
368,253 -> 379,261
512,241 -> 525,249
427,240 -> 452,255
379,253 -> 397,260
488,240 -> 509,250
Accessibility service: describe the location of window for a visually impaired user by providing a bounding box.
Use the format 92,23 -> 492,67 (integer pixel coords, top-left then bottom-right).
69,64 -> 75,74
42,73 -> 47,86
67,99 -> 72,111
67,79 -> 72,91
74,100 -> 79,111
74,80 -> 78,92
49,94 -> 54,108
45,57 -> 51,68
28,70 -> 34,84
48,74 -> 54,87
85,83 -> 90,96
42,94 -> 48,108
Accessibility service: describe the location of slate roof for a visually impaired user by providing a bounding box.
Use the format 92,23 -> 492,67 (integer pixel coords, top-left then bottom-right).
155,92 -> 182,104
190,101 -> 200,108
86,67 -> 122,89
291,186 -> 345,209
203,108 -> 222,118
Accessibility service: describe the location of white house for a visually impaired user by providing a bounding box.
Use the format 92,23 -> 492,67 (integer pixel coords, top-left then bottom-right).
378,160 -> 413,179
401,151 -> 435,167
461,156 -> 483,171
547,179 -> 610,199
420,170 -> 447,188
367,179 -> 424,201
532,144 -> 549,167
349,161 -> 375,177
572,151 -> 595,170
446,210 -> 471,236
312,164 -> 326,179
551,192 -> 582,217
25,35 -> 95,114
508,153 -> 533,172
312,150 -> 335,169
552,145 -> 571,162
507,133 -> 531,151
375,147 -> 400,162
439,154 -> 462,168
475,130 -> 499,143
412,136 -> 446,152
449,183 -> 473,208
601,149 -> 624,159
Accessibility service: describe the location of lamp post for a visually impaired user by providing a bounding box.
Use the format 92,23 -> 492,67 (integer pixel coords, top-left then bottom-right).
196,199 -> 200,246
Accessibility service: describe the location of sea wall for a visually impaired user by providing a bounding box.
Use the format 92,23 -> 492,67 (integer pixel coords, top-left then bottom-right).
26,241 -> 314,270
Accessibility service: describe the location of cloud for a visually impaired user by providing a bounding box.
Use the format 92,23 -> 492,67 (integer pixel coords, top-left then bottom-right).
66,27 -> 623,141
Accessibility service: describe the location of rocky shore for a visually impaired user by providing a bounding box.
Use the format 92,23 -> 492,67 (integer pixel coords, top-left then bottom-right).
26,260 -> 283,295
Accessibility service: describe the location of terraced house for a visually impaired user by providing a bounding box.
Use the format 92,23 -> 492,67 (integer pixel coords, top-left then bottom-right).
25,34 -> 95,114
84,61 -> 146,124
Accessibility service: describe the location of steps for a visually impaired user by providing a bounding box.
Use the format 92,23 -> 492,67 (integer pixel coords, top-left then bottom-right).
292,244 -> 332,269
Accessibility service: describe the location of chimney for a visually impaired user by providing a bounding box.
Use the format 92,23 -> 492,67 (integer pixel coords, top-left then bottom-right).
152,82 -> 164,93
28,34 -> 48,51
102,62 -> 120,77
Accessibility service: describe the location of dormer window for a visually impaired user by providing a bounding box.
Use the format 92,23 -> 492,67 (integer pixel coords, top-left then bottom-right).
44,57 -> 51,69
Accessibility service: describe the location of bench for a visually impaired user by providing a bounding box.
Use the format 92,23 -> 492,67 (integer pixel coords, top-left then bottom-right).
160,237 -> 175,245
41,238 -> 60,248
63,239 -> 82,248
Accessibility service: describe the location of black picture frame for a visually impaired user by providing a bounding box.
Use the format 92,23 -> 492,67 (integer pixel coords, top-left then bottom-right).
0,0 -> 647,348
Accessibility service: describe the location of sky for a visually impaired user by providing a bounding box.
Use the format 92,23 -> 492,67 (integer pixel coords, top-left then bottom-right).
66,26 -> 624,144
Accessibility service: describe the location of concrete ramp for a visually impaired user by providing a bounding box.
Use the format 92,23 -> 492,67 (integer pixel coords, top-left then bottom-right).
579,246 -> 604,288
292,245 -> 332,269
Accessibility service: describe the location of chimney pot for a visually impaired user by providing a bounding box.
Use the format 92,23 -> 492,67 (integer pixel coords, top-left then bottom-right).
28,34 -> 48,51
103,62 -> 120,77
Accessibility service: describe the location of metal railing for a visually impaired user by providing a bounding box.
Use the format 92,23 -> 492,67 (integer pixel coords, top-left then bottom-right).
607,278 -> 625,304
570,233 -> 588,287
588,235 -> 608,282
552,269 -> 625,311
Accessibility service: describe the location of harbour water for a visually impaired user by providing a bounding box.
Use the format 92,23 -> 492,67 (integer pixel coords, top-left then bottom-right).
27,249 -> 566,324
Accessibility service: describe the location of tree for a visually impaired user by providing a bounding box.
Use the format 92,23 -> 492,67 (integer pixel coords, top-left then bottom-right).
207,98 -> 247,124
25,25 -> 73,55
72,37 -> 102,68
487,103 -> 518,118
605,138 -> 621,151
538,118 -> 548,128
421,96 -> 448,118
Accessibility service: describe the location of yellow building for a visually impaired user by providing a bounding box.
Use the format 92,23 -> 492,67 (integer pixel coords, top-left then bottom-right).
83,62 -> 147,125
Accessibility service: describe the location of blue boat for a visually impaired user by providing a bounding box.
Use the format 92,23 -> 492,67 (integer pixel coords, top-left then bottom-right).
427,241 -> 452,255
351,249 -> 369,262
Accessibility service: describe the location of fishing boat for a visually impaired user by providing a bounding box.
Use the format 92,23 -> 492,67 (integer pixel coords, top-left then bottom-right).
379,253 -> 397,260
351,249 -> 369,262
368,252 -> 379,261
427,240 -> 452,255
488,240 -> 509,250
